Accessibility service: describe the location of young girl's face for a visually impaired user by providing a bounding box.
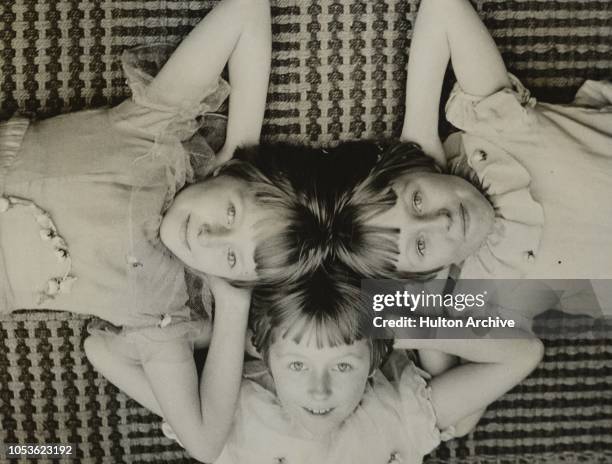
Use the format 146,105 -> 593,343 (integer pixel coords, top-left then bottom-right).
268,336 -> 371,438
160,176 -> 273,281
368,172 -> 495,272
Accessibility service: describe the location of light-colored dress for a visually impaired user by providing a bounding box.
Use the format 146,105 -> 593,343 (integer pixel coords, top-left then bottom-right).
205,352 -> 454,464
0,45 -> 228,359
444,77 -> 612,318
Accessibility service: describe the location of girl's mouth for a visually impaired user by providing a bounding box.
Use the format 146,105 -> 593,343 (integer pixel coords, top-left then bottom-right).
303,407 -> 334,416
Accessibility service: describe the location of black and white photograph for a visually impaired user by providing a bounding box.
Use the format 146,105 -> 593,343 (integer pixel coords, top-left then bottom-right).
0,0 -> 611,462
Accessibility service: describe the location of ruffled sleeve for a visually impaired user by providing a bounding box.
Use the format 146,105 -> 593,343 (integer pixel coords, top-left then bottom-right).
572,80 -> 612,108
111,43 -> 230,197
113,43 -> 228,328
383,351 -> 454,456
117,43 -> 230,140
445,74 -> 537,136
447,132 -> 545,279
87,306 -> 210,363
402,363 -> 454,455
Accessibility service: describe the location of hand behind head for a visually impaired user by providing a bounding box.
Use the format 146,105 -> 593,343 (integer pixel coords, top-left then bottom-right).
206,275 -> 252,310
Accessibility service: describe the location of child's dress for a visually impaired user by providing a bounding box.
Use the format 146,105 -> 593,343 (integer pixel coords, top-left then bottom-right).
0,45 -> 228,359
209,352 -> 454,464
444,77 -> 612,318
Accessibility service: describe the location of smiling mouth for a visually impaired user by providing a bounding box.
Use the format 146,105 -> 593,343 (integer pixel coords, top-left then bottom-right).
182,214 -> 191,251
303,407 -> 334,416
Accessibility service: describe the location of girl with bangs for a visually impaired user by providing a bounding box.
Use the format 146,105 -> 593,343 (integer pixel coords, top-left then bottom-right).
349,0 -> 612,324
158,264 -> 543,464
0,0 -> 305,461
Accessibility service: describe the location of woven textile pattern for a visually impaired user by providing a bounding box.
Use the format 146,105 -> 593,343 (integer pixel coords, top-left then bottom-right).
1,311 -> 610,464
2,0 -> 611,143
1,1 -> 612,463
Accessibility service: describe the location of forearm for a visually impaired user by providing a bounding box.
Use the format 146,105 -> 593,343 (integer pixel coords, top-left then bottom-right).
429,337 -> 543,429
395,327 -> 536,364
197,298 -> 250,459
401,0 -> 511,164
220,0 -> 272,159
148,0 -> 271,115
397,329 -> 544,429
400,0 -> 450,163
84,336 -> 163,416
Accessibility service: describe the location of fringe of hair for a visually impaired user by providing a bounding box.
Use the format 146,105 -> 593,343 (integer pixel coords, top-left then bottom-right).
250,264 -> 393,374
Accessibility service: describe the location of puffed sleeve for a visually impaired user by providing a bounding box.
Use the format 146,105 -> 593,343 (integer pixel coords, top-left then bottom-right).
385,353 -> 455,456
445,74 -> 537,136
109,44 -> 230,185
112,43 -> 230,140
87,308 -> 210,364
572,80 -> 612,108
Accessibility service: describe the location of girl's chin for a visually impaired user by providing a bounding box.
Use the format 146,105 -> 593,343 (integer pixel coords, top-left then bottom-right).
293,414 -> 345,439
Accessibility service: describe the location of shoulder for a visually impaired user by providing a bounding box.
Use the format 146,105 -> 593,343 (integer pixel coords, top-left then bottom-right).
445,74 -> 538,136
368,351 -> 454,456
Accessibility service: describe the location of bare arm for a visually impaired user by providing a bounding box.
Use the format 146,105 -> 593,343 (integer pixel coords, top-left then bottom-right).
143,279 -> 251,462
401,0 -> 511,165
84,335 -> 168,417
148,0 -> 271,163
85,280 -> 251,463
395,328 -> 544,431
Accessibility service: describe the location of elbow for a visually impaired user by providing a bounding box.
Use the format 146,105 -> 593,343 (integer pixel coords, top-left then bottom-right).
527,337 -> 545,370
188,452 -> 213,464
83,335 -> 106,369
182,427 -> 227,464
512,337 -> 545,378
188,444 -> 223,464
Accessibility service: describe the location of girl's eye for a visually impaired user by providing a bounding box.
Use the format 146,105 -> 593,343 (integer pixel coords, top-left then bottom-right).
227,204 -> 236,225
412,191 -> 423,213
289,361 -> 305,371
416,237 -> 426,256
335,362 -> 353,373
227,249 -> 236,268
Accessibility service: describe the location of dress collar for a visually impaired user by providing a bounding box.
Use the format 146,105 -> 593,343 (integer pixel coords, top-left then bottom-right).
445,133 -> 544,278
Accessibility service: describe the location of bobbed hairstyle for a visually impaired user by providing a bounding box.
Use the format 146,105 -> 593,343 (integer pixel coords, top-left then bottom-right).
348,141 -> 494,279
250,263 -> 393,375
345,142 -> 442,279
230,141 -> 438,283
202,156 -> 300,286
225,142 -> 398,284
208,141 -> 447,285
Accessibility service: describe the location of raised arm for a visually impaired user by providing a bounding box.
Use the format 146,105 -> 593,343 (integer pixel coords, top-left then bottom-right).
142,278 -> 251,462
401,0 -> 511,165
395,328 -> 544,432
85,279 -> 251,463
148,0 -> 272,162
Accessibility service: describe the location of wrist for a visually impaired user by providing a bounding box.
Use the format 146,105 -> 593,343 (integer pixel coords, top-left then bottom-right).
214,299 -> 250,318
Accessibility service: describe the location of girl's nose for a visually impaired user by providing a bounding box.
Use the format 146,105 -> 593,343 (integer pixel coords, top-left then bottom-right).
308,370 -> 332,400
418,209 -> 452,232
197,223 -> 231,247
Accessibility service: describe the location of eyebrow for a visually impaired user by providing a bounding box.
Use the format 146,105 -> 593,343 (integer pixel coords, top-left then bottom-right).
336,353 -> 368,362
276,352 -> 308,360
276,351 -> 368,361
